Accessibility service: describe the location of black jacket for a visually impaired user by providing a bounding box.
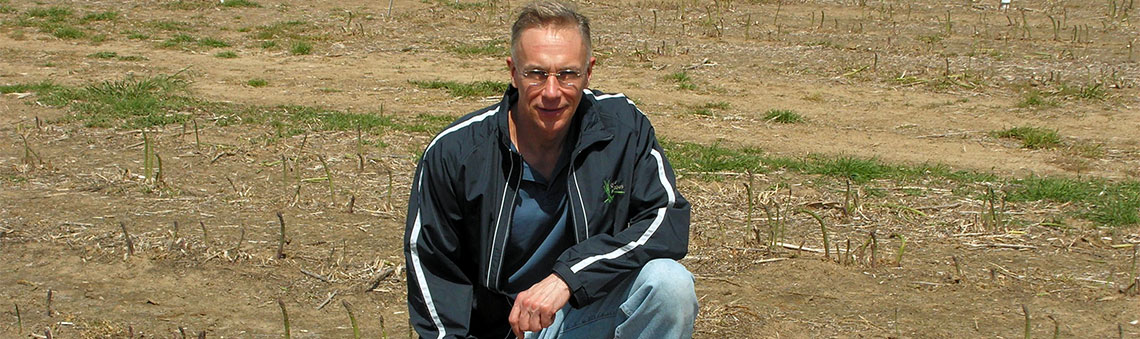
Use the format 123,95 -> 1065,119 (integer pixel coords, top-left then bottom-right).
404,86 -> 691,339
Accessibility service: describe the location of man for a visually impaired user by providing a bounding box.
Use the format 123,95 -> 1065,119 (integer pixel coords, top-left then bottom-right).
404,1 -> 697,338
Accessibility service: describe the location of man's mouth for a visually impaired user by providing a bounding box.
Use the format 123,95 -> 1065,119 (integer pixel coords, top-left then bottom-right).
536,107 -> 563,116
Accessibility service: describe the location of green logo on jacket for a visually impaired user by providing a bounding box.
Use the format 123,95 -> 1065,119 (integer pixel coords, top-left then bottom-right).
603,179 -> 625,204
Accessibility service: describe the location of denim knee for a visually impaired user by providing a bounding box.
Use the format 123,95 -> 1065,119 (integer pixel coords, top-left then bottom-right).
624,259 -> 697,316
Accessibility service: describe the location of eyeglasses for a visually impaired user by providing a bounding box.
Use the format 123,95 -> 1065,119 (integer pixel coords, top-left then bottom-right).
517,68 -> 584,88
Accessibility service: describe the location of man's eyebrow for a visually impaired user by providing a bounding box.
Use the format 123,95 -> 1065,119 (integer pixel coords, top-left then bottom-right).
521,64 -> 582,71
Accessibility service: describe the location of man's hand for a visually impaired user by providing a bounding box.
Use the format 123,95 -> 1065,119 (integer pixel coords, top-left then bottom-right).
509,274 -> 571,338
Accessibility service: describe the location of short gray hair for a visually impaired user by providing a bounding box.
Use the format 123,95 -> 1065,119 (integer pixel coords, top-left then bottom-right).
510,0 -> 592,62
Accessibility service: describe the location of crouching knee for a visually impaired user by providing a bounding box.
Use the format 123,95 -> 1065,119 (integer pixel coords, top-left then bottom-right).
627,259 -> 698,317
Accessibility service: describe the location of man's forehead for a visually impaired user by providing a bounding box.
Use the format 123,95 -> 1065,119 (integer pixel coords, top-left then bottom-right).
514,26 -> 588,69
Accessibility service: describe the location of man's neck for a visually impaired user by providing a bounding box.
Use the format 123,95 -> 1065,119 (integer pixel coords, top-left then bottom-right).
508,106 -> 571,179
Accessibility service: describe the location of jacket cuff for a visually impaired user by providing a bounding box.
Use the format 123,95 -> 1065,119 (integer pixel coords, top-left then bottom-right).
552,262 -> 588,308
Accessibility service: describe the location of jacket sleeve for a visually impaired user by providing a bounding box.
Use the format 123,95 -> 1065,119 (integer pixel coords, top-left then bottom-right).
552,114 -> 691,307
404,148 -> 475,339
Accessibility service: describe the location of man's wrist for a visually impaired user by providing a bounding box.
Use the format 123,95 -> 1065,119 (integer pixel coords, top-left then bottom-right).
551,262 -> 582,307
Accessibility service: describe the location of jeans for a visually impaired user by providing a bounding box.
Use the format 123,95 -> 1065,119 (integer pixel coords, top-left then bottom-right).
525,259 -> 698,339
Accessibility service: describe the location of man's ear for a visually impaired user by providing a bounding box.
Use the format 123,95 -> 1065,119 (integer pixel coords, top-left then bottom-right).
586,56 -> 596,82
506,57 -> 517,88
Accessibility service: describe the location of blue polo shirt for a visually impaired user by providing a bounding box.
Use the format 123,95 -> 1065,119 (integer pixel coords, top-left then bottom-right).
502,152 -> 575,294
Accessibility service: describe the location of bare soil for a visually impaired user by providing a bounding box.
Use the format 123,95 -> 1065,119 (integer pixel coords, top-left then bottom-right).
2,0 -> 1138,338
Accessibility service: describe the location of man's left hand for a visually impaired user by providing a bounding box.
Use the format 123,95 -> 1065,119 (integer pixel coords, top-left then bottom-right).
509,274 -> 571,338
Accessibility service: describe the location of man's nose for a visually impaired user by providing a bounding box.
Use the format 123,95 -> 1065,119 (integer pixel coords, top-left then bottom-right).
540,75 -> 561,99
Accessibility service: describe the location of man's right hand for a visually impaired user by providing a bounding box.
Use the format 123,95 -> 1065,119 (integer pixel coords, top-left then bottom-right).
508,274 -> 571,338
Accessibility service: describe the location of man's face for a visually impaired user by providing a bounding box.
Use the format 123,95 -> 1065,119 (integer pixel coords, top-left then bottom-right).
507,25 -> 594,138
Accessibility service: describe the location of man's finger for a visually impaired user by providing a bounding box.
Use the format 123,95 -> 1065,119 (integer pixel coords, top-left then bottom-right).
527,309 -> 543,334
509,302 -> 523,337
539,310 -> 556,328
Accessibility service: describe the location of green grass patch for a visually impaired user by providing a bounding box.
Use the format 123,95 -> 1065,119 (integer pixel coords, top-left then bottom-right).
665,71 -> 696,90
446,39 -> 507,57
81,11 -> 118,22
992,126 -> 1061,149
0,81 -> 64,94
1056,83 -> 1106,100
49,25 -> 85,39
247,78 -> 268,87
1007,176 -> 1140,226
117,55 -> 147,61
160,33 -> 197,48
215,51 -> 238,58
409,80 -> 507,98
662,140 -> 994,183
1018,90 -> 1057,108
25,7 -> 72,22
763,109 -> 803,123
661,139 -> 1137,226
1,74 -> 200,128
197,37 -> 230,48
684,101 -> 729,116
1,75 -> 454,137
260,40 -> 278,49
126,32 -> 150,40
223,105 -> 453,137
289,41 -> 312,55
88,51 -> 118,59
221,0 -> 262,8
0,4 -> 16,14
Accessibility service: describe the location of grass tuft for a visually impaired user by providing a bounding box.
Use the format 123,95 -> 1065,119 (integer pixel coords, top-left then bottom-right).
88,51 -> 118,59
221,0 -> 262,8
25,7 -> 72,21
1018,90 -> 1057,108
290,41 -> 312,55
1057,83 -> 1106,100
198,37 -> 230,48
665,71 -> 697,90
409,80 -> 507,98
763,109 -> 804,123
48,25 -> 85,39
684,102 -> 730,116
81,11 -> 118,22
215,51 -> 238,58
160,33 -> 197,48
992,126 -> 1061,149
247,78 -> 268,87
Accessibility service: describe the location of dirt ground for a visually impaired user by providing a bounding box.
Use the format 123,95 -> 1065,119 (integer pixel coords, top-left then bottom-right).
2,0 -> 1139,338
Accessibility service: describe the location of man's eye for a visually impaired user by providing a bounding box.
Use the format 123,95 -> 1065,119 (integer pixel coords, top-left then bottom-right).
525,70 -> 546,78
558,71 -> 581,79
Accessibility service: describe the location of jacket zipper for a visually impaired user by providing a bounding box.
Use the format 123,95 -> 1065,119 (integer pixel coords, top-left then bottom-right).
486,151 -> 520,289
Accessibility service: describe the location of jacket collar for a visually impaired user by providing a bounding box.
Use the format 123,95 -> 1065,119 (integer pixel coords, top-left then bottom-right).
496,86 -> 613,156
